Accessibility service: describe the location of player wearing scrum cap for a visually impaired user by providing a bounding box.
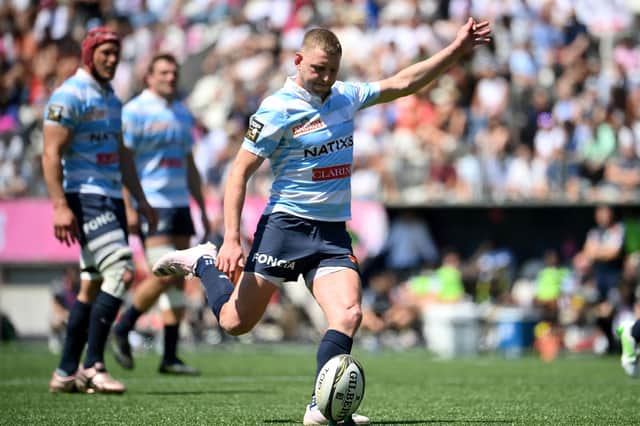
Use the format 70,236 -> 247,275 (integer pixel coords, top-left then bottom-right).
43,26 -> 157,394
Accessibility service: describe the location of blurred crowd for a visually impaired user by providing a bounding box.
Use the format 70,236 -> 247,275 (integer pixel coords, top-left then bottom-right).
2,0 -> 640,203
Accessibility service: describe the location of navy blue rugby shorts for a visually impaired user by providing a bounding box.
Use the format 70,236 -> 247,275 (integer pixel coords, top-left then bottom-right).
66,193 -> 130,279
66,193 -> 128,248
140,206 -> 195,239
244,211 -> 359,285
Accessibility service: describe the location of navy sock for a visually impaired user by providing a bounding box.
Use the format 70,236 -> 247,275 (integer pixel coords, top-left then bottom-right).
58,300 -> 92,375
84,291 -> 122,368
163,324 -> 179,364
114,305 -> 143,337
195,257 -> 234,320
632,320 -> 640,342
315,329 -> 353,387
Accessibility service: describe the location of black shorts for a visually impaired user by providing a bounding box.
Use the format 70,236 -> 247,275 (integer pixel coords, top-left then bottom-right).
141,206 -> 195,239
244,212 -> 359,284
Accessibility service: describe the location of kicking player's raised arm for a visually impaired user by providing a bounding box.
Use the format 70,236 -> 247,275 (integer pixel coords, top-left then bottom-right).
373,18 -> 491,106
217,148 -> 264,277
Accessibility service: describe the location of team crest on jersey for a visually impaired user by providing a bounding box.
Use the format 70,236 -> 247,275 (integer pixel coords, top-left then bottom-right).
47,104 -> 64,122
292,118 -> 326,137
245,117 -> 264,142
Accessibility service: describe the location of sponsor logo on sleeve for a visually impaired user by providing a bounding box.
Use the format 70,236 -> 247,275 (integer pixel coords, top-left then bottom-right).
47,104 -> 64,122
245,117 -> 264,143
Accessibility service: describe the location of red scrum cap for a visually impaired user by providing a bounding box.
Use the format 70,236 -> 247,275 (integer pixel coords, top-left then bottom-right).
81,26 -> 120,71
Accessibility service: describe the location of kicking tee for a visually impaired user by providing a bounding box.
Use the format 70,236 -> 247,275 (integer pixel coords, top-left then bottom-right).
241,78 -> 380,221
122,89 -> 195,208
44,68 -> 123,198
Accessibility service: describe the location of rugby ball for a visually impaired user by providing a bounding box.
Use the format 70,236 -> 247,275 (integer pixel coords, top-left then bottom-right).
315,354 -> 365,422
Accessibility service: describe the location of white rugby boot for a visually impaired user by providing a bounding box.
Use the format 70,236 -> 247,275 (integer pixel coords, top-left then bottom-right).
303,398 -> 370,425
152,242 -> 217,277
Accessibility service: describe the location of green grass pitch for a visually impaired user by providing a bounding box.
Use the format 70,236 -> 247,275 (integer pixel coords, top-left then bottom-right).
0,342 -> 638,425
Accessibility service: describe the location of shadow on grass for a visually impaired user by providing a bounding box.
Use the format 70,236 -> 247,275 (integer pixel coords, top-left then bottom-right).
145,389 -> 263,396
263,420 -> 515,424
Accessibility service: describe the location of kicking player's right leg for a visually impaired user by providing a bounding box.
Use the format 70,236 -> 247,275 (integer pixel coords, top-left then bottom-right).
153,213 -> 306,335
153,242 -> 278,336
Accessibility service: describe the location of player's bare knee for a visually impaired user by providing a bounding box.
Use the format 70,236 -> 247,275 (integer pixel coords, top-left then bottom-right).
340,305 -> 363,333
219,315 -> 255,336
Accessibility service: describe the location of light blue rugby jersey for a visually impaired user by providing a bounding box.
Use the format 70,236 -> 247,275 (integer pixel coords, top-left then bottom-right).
242,78 -> 380,221
44,68 -> 123,198
122,89 -> 194,208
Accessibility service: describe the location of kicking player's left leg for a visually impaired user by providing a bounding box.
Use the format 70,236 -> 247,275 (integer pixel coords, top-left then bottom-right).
304,268 -> 369,425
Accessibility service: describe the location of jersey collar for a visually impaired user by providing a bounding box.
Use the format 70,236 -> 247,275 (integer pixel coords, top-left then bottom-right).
285,77 -> 330,106
75,68 -> 114,94
140,89 -> 171,106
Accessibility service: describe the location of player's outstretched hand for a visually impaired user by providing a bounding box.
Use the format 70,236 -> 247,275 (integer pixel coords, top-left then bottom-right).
216,238 -> 244,281
456,17 -> 492,53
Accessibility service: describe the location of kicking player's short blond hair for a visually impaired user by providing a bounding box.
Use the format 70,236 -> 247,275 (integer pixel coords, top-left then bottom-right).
301,28 -> 342,56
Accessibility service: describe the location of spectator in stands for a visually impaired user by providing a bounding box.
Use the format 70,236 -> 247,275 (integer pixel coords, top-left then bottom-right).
602,130 -> 640,201
579,105 -> 617,193
575,205 -> 625,353
380,211 -> 439,281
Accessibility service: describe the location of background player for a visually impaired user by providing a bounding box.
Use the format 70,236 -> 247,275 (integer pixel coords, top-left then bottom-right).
112,53 -> 209,375
44,26 -> 156,394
